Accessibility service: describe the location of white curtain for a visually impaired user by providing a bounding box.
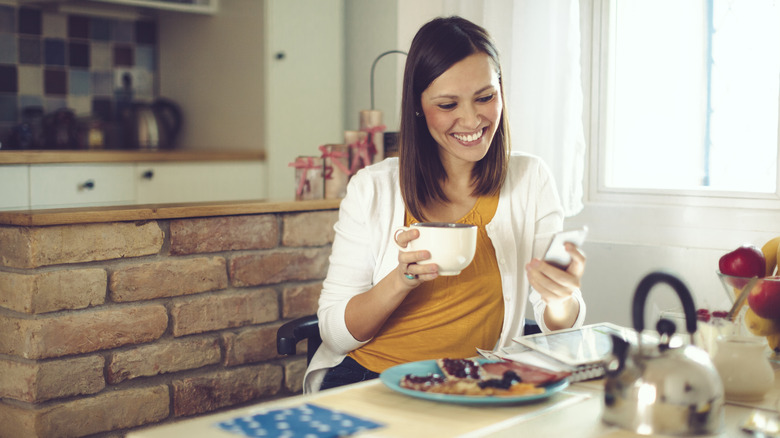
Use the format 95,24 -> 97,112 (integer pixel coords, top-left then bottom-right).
442,0 -> 586,217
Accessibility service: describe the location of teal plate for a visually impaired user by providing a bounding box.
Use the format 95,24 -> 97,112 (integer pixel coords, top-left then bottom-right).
379,359 -> 569,405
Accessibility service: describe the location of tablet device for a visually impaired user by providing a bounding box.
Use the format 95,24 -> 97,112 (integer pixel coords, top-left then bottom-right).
513,322 -> 633,368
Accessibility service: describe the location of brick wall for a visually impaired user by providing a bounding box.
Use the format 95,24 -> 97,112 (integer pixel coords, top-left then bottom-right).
0,209 -> 337,437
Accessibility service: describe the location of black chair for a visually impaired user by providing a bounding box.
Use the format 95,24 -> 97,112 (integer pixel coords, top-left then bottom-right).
276,315 -> 541,364
277,314 -> 321,364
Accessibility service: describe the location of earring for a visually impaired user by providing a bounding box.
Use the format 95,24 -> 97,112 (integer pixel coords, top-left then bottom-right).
415,111 -> 421,117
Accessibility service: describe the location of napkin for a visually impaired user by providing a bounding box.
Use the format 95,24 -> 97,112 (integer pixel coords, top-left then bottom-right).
214,403 -> 384,438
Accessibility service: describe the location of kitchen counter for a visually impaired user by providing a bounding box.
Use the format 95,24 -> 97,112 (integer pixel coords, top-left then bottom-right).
0,196 -> 341,437
0,149 -> 266,164
0,199 -> 341,226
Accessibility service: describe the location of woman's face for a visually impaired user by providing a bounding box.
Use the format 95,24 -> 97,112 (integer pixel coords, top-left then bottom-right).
420,52 -> 502,168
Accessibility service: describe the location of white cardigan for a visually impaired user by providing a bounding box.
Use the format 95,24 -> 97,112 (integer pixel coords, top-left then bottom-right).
303,153 -> 586,393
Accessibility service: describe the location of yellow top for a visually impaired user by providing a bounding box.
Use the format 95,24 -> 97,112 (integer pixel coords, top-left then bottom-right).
350,193 -> 503,373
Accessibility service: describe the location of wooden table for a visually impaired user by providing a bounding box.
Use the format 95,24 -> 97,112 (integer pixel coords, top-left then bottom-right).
129,367 -> 780,438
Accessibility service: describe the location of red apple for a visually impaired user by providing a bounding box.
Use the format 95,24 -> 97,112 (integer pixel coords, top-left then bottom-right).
748,276 -> 780,319
719,245 -> 766,287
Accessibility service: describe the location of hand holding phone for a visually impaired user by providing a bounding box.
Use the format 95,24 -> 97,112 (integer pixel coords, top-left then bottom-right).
543,226 -> 588,270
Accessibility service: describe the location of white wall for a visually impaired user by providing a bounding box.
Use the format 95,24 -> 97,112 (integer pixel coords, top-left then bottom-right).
158,0 -> 265,152
344,0 -> 401,132
342,0 -> 492,134
564,231 -> 739,328
159,0 -> 345,201
565,200 -> 780,328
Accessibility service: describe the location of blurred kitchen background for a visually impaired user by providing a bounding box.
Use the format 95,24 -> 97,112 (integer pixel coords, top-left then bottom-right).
0,0 -> 413,201
1,0 -> 780,327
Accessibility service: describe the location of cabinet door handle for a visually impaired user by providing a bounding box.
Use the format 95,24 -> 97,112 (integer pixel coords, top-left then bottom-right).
80,180 -> 95,190
142,170 -> 154,179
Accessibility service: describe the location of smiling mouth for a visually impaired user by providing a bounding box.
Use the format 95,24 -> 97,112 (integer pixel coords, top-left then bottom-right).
452,128 -> 486,143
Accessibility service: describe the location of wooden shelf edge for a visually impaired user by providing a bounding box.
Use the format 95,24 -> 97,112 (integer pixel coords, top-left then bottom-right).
0,150 -> 266,164
0,199 -> 341,226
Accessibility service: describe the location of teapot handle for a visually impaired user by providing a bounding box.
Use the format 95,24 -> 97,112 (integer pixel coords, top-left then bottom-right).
152,98 -> 182,147
632,271 -> 698,335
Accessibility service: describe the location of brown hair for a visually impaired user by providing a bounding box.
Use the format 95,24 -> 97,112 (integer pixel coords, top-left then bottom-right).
399,16 -> 510,222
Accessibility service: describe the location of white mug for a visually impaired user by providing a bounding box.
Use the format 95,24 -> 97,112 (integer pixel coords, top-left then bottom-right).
394,222 -> 477,276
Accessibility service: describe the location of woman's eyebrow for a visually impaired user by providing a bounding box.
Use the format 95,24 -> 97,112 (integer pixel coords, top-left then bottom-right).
429,85 -> 496,100
473,85 -> 496,95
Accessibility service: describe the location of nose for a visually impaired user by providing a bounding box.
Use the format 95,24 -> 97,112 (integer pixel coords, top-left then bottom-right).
457,103 -> 481,130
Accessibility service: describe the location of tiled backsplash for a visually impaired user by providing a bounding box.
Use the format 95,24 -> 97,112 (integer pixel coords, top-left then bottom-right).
0,4 -> 158,148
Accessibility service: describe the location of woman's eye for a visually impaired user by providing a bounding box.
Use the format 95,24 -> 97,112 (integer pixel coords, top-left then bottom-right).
438,103 -> 457,110
477,94 -> 495,103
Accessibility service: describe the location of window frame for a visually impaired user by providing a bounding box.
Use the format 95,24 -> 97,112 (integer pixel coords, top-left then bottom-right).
570,0 -> 780,249
583,0 -> 780,211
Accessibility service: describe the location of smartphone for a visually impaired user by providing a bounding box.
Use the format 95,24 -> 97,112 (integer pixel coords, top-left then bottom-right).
543,226 -> 588,270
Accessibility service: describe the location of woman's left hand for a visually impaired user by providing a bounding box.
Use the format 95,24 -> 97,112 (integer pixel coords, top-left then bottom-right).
525,242 -> 586,330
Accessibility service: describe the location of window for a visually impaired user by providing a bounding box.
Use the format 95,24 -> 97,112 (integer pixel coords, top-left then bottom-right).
592,0 -> 780,197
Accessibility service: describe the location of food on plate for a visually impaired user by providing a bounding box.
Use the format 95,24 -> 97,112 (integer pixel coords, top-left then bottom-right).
435,358 -> 482,381
719,245 -> 766,287
747,276 -> 780,319
399,373 -> 447,392
480,360 -> 571,385
400,372 -> 542,396
399,359 -> 568,397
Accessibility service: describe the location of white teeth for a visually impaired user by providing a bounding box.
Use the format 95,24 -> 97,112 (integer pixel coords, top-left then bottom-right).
453,129 -> 483,143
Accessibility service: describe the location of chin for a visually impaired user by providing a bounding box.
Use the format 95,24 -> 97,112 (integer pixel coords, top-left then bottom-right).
457,148 -> 490,163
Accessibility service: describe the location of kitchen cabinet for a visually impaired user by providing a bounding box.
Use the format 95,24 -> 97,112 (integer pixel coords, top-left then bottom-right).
0,151 -> 266,211
29,163 -> 136,209
135,162 -> 265,204
0,165 -> 30,211
262,0 -> 345,200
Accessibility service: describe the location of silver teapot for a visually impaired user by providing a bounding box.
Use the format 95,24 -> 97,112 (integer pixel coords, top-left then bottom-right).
602,271 -> 725,436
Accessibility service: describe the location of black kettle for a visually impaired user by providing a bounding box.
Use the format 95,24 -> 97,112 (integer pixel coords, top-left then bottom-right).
121,98 -> 182,150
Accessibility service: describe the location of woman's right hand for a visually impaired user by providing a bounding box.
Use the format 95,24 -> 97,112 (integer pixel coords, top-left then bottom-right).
394,227 -> 439,286
344,227 -> 438,342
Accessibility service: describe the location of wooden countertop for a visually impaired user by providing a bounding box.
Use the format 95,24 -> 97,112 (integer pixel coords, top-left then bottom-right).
0,150 -> 266,164
0,199 -> 341,226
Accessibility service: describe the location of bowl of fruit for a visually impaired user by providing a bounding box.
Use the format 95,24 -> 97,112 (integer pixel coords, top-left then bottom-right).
717,240 -> 780,353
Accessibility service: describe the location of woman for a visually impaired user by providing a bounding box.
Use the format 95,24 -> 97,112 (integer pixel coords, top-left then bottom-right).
303,16 -> 586,393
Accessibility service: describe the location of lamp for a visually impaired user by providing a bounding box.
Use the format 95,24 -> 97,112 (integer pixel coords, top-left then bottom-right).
369,50 -> 408,110
359,50 -> 407,158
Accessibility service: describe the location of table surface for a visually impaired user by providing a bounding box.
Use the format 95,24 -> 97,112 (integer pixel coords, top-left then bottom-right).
128,365 -> 780,438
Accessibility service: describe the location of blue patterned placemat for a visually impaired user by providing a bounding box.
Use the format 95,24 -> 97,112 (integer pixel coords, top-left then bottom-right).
214,403 -> 385,437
